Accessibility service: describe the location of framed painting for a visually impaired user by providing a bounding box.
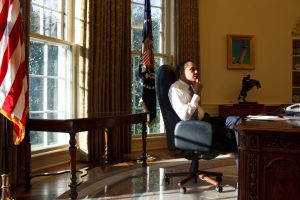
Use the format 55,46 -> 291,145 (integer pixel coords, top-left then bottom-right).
227,34 -> 254,69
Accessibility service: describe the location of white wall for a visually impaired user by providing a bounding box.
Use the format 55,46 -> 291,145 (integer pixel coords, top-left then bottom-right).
199,0 -> 300,105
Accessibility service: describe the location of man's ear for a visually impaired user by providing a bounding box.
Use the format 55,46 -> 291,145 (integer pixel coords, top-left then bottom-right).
179,70 -> 186,80
179,69 -> 184,76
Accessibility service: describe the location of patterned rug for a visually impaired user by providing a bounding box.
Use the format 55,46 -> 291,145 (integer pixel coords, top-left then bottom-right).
57,157 -> 238,199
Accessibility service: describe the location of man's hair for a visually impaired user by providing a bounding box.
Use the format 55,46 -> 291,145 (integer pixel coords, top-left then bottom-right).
176,60 -> 191,77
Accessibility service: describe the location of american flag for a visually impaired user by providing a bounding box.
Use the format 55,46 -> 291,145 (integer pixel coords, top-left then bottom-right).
0,0 -> 28,145
142,51 -> 151,66
139,0 -> 156,124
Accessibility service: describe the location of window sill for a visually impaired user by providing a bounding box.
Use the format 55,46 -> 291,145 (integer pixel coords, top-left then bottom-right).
31,146 -> 70,173
131,133 -> 167,152
31,134 -> 167,172
31,145 -> 69,156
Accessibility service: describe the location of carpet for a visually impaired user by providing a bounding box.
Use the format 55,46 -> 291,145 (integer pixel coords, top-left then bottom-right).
57,157 -> 238,199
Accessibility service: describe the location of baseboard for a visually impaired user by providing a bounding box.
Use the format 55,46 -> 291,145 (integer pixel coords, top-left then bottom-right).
131,134 -> 167,152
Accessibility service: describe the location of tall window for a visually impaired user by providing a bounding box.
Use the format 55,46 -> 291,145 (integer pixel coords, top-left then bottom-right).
131,0 -> 173,135
29,0 -> 87,150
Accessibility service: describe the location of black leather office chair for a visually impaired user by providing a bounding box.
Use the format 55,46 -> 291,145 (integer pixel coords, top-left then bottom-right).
156,64 -> 235,193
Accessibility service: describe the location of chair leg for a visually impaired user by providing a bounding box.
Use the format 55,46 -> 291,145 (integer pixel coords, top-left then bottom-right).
177,174 -> 195,187
197,170 -> 224,192
198,173 -> 219,186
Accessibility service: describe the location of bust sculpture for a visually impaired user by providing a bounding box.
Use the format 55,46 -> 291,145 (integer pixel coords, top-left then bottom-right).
238,74 -> 261,102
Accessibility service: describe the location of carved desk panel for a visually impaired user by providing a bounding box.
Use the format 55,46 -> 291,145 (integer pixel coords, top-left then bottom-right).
236,121 -> 300,200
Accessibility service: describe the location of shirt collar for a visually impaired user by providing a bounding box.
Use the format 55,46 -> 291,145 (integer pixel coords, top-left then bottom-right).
178,79 -> 190,89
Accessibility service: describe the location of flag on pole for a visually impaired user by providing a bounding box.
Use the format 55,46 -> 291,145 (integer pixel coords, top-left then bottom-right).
0,0 -> 28,145
139,0 -> 156,124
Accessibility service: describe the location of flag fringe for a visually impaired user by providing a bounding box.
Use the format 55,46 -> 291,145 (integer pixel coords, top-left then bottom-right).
0,107 -> 28,145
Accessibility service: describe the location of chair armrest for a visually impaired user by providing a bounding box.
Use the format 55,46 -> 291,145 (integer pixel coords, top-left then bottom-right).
174,120 -> 213,151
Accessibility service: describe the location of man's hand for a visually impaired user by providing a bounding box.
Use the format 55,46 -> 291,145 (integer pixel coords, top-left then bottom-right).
192,79 -> 203,95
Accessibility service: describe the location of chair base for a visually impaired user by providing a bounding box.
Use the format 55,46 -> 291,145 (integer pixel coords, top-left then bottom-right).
164,169 -> 223,193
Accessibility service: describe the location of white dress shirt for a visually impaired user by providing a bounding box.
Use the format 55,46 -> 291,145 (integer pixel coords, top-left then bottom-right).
168,79 -> 205,121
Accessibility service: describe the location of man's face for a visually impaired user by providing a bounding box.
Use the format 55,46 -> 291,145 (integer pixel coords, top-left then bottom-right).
181,61 -> 199,83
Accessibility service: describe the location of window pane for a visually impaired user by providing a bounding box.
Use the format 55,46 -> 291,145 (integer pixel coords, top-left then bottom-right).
30,131 -> 44,149
29,41 -> 44,75
44,0 -> 62,11
31,1 -> 63,39
131,55 -> 142,111
48,45 -> 58,76
47,78 -> 58,110
152,8 -> 161,32
132,0 -> 144,4
150,0 -> 162,7
29,77 -> 44,112
30,5 -> 41,34
30,113 -> 44,119
32,0 -> 43,4
30,130 -> 70,150
44,9 -> 60,38
46,113 -> 58,146
47,112 -> 58,119
132,28 -> 142,51
47,132 -> 58,145
131,4 -> 144,28
152,30 -> 161,52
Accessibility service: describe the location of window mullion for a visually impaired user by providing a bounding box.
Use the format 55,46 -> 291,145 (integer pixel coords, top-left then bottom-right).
39,7 -> 44,35
43,131 -> 48,147
43,44 -> 48,147
43,44 -> 48,117
61,0 -> 65,40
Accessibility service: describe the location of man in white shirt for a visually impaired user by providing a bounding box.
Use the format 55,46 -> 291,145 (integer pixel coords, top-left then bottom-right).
168,60 -> 241,164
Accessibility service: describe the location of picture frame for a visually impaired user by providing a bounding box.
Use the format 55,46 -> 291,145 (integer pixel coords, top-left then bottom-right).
227,34 -> 255,69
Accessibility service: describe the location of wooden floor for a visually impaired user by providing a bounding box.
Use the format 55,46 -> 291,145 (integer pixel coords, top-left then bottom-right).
10,149 -> 180,200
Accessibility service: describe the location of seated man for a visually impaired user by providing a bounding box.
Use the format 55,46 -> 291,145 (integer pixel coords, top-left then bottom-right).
168,60 -> 241,166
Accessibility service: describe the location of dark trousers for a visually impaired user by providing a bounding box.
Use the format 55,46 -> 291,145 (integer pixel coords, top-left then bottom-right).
202,113 -> 241,152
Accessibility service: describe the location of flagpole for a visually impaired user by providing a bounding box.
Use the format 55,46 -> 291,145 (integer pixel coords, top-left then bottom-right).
1,118 -> 13,200
136,0 -> 157,163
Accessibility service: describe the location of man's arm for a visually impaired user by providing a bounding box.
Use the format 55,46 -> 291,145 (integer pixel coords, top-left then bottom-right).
168,84 -> 199,120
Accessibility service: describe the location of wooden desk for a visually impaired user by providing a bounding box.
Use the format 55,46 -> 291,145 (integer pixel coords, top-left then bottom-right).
235,120 -> 300,200
219,104 -> 286,119
24,112 -> 148,199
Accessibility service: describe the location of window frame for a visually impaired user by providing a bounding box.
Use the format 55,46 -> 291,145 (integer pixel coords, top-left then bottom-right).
29,34 -> 73,151
29,0 -> 80,153
131,0 -> 174,135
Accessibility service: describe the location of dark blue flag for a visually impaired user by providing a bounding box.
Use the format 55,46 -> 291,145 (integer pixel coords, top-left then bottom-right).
139,0 -> 156,124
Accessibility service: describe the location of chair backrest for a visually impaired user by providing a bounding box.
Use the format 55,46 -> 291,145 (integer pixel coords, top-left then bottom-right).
156,65 -> 181,150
